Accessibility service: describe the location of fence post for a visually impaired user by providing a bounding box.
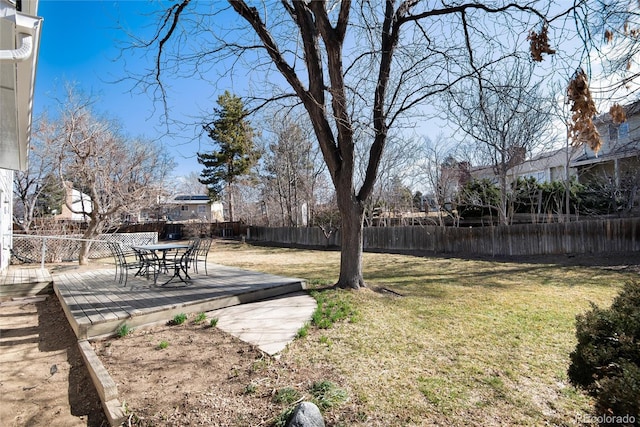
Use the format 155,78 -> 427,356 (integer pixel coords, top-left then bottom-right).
40,236 -> 46,270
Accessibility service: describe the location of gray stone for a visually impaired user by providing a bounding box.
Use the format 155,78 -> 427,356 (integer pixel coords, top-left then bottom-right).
286,401 -> 325,427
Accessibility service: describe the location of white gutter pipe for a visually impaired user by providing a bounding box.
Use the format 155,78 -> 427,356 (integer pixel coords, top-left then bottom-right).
0,32 -> 33,62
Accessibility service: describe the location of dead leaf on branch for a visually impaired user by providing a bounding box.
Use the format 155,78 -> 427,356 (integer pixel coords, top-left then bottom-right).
567,69 -> 601,153
528,24 -> 556,62
609,103 -> 627,124
605,29 -> 614,43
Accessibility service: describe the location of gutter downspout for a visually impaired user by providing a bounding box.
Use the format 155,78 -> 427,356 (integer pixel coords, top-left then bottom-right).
0,33 -> 33,62
0,32 -> 33,62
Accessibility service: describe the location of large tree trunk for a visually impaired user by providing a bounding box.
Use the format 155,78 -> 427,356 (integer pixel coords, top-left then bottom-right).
79,219 -> 99,265
78,210 -> 104,265
336,190 -> 365,289
227,182 -> 234,223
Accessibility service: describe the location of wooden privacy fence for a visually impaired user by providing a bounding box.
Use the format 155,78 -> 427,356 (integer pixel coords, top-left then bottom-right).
247,218 -> 640,256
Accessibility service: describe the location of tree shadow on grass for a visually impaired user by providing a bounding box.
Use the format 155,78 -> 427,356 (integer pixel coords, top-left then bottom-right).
366,248 -> 640,271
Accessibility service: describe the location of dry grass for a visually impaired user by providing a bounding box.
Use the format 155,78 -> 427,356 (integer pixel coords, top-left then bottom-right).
208,242 -> 636,426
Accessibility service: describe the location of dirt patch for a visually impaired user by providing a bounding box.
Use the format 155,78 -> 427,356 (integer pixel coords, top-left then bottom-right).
0,294 -> 354,427
0,296 -> 108,426
92,319 -> 353,426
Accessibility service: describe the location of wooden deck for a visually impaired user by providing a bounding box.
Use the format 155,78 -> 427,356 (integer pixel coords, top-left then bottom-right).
0,265 -> 53,298
52,263 -> 306,340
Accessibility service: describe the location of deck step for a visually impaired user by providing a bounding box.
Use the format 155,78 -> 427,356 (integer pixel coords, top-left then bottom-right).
0,266 -> 53,299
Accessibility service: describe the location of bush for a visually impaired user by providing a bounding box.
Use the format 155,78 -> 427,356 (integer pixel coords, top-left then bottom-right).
568,281 -> 640,419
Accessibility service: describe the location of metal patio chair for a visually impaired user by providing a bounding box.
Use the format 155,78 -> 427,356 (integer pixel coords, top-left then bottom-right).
160,243 -> 198,286
107,242 -> 158,286
193,237 -> 212,275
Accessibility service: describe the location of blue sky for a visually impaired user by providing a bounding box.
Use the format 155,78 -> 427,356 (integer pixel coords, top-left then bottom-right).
34,0 -> 212,177
33,1 -> 638,185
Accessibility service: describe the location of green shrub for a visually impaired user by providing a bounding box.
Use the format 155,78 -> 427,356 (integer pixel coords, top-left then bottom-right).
171,313 -> 188,325
272,407 -> 295,427
568,281 -> 640,418
116,323 -> 133,338
209,317 -> 219,327
319,335 -> 332,347
157,340 -> 169,350
296,322 -> 309,338
193,312 -> 207,323
244,382 -> 257,395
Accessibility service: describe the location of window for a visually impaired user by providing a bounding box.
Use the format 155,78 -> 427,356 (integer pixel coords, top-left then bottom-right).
198,205 -> 206,213
619,122 -> 629,140
609,123 -> 618,142
181,205 -> 188,211
609,122 -> 629,144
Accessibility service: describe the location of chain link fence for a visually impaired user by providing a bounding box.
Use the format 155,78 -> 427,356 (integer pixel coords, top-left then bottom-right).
10,232 -> 157,264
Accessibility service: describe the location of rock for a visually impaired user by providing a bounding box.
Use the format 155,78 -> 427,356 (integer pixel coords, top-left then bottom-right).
286,401 -> 325,427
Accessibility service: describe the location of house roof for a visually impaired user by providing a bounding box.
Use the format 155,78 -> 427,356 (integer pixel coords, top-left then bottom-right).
594,98 -> 640,124
573,98 -> 640,166
164,195 -> 214,206
174,195 -> 210,201
571,141 -> 639,167
0,0 -> 43,171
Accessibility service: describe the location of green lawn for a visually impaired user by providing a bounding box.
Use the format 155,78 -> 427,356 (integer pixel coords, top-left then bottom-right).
209,243 -> 635,426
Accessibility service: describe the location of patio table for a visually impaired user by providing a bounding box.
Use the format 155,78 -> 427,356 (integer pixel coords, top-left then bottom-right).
131,243 -> 191,285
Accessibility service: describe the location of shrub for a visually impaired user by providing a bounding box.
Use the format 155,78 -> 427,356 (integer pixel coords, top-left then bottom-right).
568,281 -> 640,418
170,313 -> 188,325
296,322 -> 309,339
116,323 -> 133,338
193,312 -> 207,324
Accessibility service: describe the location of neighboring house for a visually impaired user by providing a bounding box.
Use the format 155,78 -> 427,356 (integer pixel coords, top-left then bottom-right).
468,100 -> 640,187
572,100 -> 640,186
0,0 -> 43,272
468,164 -> 497,182
163,195 -> 224,223
437,160 -> 472,209
469,147 -> 575,185
510,148 -> 576,184
462,99 -> 640,216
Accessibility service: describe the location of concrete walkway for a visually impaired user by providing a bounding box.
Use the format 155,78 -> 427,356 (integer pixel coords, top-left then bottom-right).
210,291 -> 317,356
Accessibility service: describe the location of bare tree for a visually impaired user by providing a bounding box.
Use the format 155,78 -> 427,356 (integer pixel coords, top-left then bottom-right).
174,172 -> 209,196
416,135 -> 464,226
361,134 -> 421,226
262,116 -> 318,226
132,1 -> 639,288
48,87 -> 175,264
445,58 -> 555,225
13,115 -> 62,232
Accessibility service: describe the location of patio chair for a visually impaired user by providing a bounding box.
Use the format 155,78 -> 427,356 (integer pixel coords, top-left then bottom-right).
107,242 -> 158,286
160,243 -> 198,285
193,237 -> 212,275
